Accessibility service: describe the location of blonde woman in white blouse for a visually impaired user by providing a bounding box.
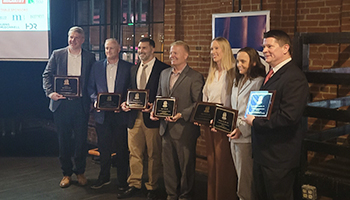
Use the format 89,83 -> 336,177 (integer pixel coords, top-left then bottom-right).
201,37 -> 238,200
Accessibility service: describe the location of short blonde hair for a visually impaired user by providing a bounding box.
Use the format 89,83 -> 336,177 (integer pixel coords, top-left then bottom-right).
170,40 -> 190,54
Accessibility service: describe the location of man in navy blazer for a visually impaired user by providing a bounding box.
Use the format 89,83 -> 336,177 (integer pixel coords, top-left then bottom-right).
245,30 -> 309,200
42,26 -> 96,188
119,38 -> 170,200
88,38 -> 132,190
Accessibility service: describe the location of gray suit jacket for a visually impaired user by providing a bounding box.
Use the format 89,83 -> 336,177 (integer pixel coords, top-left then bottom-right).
42,47 -> 96,113
157,65 -> 204,139
231,77 -> 264,143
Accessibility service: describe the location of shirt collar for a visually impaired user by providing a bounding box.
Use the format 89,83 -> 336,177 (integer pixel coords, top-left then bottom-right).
271,57 -> 292,73
172,65 -> 186,75
141,57 -> 156,67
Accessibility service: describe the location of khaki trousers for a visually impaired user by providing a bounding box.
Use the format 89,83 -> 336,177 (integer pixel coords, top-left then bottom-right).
127,111 -> 162,190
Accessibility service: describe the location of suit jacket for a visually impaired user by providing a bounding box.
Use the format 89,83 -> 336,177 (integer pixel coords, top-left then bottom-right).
231,76 -> 264,143
87,59 -> 132,125
157,65 -> 204,140
251,60 -> 309,169
128,58 -> 170,129
42,47 -> 96,113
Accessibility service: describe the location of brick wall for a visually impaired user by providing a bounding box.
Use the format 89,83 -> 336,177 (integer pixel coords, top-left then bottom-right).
163,0 -> 350,173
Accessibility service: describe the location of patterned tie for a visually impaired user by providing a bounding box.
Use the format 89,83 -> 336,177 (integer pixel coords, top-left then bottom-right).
139,64 -> 148,89
264,69 -> 274,85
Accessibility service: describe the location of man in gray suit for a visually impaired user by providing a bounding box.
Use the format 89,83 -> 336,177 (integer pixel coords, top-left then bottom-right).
151,41 -> 204,200
42,26 -> 96,188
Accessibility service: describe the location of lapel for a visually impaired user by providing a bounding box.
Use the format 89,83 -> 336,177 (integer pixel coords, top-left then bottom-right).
147,59 -> 160,89
102,59 -> 108,92
169,65 -> 189,96
133,63 -> 141,89
238,79 -> 252,95
58,48 -> 68,76
114,59 -> 124,93
164,68 -> 172,96
262,61 -> 291,89
80,49 -> 86,82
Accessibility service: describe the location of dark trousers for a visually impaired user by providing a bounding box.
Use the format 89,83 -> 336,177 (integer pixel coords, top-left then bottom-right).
95,112 -> 129,187
53,98 -> 88,176
162,131 -> 197,200
253,161 -> 301,200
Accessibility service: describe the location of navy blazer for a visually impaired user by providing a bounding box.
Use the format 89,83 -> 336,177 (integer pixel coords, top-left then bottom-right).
42,47 -> 96,113
128,58 -> 170,129
252,60 -> 309,169
88,59 -> 133,125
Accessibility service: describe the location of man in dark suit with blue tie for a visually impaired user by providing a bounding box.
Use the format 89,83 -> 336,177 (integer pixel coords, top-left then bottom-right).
88,38 -> 132,190
42,26 -> 96,188
119,38 -> 170,200
245,30 -> 309,200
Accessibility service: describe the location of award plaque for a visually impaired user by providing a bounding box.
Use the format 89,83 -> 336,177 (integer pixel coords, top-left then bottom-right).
244,90 -> 276,119
54,76 -> 80,97
96,93 -> 122,111
126,89 -> 149,110
213,105 -> 238,134
154,96 -> 177,118
190,102 -> 221,125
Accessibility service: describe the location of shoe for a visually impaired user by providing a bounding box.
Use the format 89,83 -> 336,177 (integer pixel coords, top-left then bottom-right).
117,186 -> 141,199
117,185 -> 129,192
147,190 -> 158,200
59,176 -> 71,188
90,179 -> 111,189
76,174 -> 87,186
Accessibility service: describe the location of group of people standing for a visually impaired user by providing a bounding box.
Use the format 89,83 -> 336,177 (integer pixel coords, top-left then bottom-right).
42,26 -> 308,200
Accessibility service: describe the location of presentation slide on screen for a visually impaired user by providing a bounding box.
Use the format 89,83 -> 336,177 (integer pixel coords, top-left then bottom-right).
0,0 -> 50,61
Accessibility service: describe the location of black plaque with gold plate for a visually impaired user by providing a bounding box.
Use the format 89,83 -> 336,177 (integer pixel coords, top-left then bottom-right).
54,76 -> 80,98
191,102 -> 221,125
213,105 -> 238,133
154,96 -> 177,118
96,93 -> 121,111
126,89 -> 149,110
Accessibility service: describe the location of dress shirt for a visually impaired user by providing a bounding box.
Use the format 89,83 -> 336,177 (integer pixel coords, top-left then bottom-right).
169,66 -> 185,90
137,57 -> 155,89
270,57 -> 292,76
106,60 -> 119,93
67,49 -> 82,76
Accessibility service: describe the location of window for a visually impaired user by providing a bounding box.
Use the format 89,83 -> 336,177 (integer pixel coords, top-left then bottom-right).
74,0 -> 164,64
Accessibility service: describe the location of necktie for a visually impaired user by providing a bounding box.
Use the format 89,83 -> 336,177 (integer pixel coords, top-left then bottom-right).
139,64 -> 148,89
264,69 -> 274,85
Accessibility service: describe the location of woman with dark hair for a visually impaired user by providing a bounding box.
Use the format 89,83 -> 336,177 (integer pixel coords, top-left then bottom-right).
228,47 -> 266,199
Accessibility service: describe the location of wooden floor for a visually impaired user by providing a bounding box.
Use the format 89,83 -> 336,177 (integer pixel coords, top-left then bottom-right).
0,121 -> 207,200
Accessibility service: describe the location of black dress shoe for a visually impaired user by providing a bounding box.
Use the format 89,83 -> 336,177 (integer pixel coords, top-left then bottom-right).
147,190 -> 158,200
117,185 -> 129,192
117,186 -> 141,199
90,179 -> 111,189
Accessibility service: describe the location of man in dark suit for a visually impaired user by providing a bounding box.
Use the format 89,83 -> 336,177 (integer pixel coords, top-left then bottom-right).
88,38 -> 132,190
119,38 -> 170,200
42,26 -> 96,188
151,41 -> 204,200
245,30 -> 309,200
